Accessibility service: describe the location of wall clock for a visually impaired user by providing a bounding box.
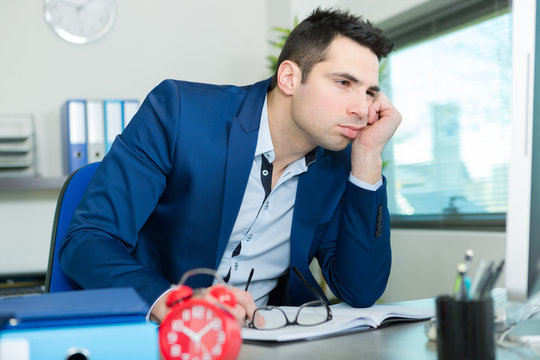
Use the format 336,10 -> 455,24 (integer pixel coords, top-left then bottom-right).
43,0 -> 116,44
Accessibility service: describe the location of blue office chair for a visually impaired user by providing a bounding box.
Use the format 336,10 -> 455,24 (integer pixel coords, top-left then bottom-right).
45,162 -> 100,293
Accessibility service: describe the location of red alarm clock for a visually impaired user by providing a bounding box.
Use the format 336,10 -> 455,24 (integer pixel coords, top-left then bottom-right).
159,268 -> 242,360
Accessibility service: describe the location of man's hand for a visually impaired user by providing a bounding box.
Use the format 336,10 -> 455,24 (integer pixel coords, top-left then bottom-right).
200,285 -> 258,327
351,92 -> 402,184
149,284 -> 258,327
149,291 -> 172,324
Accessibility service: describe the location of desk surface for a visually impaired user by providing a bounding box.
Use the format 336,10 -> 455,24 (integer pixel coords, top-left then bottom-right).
239,321 -> 539,360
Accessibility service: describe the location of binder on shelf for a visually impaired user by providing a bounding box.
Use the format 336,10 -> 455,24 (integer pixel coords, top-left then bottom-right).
61,100 -> 87,175
103,100 -> 123,153
122,99 -> 139,129
86,100 -> 106,163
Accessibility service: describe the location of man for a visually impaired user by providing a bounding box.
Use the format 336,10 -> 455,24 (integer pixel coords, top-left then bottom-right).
60,8 -> 401,325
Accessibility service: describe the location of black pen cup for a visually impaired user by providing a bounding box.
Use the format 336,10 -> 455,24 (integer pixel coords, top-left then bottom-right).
435,295 -> 495,360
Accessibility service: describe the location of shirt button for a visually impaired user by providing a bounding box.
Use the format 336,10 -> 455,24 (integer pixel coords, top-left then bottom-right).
247,234 -> 253,241
234,262 -> 238,271
264,201 -> 269,210
262,170 -> 269,176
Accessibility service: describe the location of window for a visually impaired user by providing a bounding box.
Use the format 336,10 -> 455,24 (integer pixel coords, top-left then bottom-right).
380,1 -> 511,230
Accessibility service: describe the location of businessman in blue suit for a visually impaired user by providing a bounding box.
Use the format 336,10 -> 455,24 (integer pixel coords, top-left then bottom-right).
61,8 -> 401,325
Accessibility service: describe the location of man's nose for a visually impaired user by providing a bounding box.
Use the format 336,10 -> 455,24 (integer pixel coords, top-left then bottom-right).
347,95 -> 369,122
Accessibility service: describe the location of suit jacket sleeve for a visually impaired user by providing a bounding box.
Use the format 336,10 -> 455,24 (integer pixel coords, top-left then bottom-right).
59,80 -> 181,305
315,178 -> 391,308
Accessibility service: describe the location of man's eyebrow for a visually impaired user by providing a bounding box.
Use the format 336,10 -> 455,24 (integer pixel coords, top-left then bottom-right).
332,72 -> 359,83
331,72 -> 380,92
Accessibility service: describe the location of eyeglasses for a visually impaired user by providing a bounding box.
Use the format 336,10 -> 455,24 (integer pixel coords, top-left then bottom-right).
247,267 -> 332,330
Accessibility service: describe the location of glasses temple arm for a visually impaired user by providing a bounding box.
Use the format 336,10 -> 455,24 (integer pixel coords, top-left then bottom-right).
291,266 -> 330,305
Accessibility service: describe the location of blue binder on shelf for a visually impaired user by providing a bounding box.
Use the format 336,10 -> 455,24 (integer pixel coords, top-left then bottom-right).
103,99 -> 123,153
0,288 -> 158,360
86,100 -> 106,163
122,99 -> 139,129
61,100 -> 87,175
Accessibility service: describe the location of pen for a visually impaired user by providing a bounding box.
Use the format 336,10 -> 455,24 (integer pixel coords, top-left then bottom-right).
456,263 -> 468,301
474,261 -> 494,299
463,249 -> 474,298
464,249 -> 474,269
479,260 -> 504,299
453,263 -> 464,294
469,259 -> 486,298
453,250 -> 474,295
245,268 -> 254,291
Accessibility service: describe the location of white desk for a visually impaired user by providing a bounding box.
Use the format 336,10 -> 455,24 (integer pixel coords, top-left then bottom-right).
239,320 -> 539,359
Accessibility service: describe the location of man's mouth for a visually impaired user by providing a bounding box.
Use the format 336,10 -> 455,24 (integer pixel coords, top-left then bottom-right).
338,125 -> 363,139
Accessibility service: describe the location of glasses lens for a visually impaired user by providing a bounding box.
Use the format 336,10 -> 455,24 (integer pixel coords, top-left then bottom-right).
253,307 -> 288,330
296,301 -> 330,326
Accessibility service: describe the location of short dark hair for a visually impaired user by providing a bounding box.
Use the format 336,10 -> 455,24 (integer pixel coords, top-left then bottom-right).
269,8 -> 394,90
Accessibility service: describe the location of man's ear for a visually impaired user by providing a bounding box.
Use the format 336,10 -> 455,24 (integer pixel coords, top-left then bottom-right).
276,60 -> 302,96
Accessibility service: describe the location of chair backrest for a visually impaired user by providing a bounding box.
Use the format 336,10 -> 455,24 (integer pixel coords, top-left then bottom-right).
45,162 -> 100,293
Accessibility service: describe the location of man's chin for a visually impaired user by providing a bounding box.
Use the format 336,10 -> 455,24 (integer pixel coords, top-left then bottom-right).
321,139 -> 351,152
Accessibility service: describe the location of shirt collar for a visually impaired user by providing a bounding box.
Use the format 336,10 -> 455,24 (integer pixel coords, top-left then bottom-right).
254,96 -> 275,162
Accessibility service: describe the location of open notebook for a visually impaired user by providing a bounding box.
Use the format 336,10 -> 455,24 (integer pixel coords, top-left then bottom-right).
242,301 -> 434,342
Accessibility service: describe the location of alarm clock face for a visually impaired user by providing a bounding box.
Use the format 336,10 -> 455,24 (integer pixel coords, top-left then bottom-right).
160,299 -> 235,360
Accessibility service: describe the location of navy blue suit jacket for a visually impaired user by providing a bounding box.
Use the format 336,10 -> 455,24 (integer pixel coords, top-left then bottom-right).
60,78 -> 391,307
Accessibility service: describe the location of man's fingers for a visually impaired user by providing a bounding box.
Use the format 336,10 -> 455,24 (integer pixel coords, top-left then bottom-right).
202,285 -> 257,326
368,104 -> 380,124
368,92 -> 397,124
226,287 -> 257,322
149,293 -> 172,324
227,304 -> 248,327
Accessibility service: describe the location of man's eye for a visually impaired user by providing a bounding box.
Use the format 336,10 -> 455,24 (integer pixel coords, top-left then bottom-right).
337,80 -> 350,87
367,91 -> 376,98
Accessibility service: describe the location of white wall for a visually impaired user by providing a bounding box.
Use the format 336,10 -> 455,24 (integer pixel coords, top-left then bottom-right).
380,230 -> 506,302
0,0 -> 507,304
0,0 -> 268,178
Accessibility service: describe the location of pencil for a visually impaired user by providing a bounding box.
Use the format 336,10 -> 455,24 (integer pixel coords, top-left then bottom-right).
245,268 -> 255,291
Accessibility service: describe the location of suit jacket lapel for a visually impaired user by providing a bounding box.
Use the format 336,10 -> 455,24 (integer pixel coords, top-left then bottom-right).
290,149 -> 332,266
214,79 -> 270,268
288,149 -> 336,304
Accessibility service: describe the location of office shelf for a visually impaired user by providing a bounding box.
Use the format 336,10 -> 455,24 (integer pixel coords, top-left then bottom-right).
0,176 -> 66,191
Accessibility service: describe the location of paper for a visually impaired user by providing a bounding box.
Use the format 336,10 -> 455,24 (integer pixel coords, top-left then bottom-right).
241,303 -> 434,342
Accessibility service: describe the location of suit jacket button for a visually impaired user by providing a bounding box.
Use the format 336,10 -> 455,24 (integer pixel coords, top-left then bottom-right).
378,205 -> 384,214
375,230 -> 382,238
377,222 -> 383,230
